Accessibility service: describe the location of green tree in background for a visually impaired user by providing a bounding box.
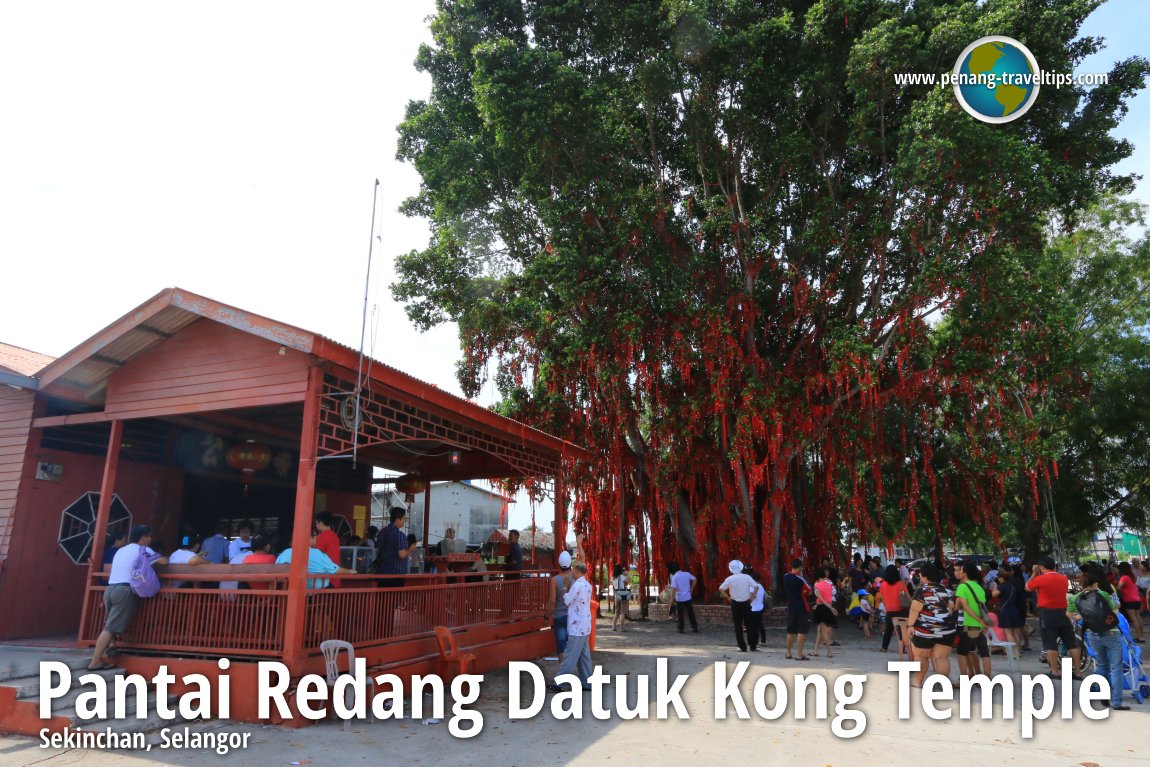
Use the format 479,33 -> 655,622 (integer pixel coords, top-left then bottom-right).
393,0 -> 1148,589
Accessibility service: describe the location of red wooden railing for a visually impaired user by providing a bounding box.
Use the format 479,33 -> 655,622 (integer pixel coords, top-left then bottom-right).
300,575 -> 549,652
79,572 -> 551,660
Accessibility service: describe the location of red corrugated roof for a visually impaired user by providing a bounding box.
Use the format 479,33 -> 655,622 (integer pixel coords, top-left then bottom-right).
0,342 -> 54,377
34,287 -> 591,463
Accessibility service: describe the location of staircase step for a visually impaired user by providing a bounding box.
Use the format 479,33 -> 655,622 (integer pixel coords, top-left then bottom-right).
0,651 -> 93,683
4,666 -> 121,703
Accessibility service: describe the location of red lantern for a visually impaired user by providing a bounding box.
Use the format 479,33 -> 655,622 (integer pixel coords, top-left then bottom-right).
393,473 -> 427,504
226,441 -> 272,497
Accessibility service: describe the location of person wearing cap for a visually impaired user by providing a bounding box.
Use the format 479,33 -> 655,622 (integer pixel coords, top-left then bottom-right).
550,550 -> 574,661
719,560 -> 760,652
88,524 -> 168,670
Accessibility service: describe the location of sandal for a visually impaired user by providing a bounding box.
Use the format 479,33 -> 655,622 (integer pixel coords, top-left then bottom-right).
795,655 -> 811,661
85,664 -> 116,672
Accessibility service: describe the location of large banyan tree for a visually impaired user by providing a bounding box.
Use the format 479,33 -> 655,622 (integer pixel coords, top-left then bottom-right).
393,0 -> 1147,592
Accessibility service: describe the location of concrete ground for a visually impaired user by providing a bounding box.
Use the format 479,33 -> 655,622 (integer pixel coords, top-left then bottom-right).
1,615 -> 1146,767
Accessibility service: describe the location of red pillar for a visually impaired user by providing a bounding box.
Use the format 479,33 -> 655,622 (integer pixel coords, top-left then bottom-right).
283,366 -> 323,670
78,419 -> 123,640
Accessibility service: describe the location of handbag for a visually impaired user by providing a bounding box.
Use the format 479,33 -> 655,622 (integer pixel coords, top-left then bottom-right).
898,584 -> 913,610
659,586 -> 675,605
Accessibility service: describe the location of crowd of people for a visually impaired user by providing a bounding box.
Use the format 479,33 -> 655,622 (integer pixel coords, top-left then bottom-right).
654,551 -> 1150,708
89,508 -> 526,671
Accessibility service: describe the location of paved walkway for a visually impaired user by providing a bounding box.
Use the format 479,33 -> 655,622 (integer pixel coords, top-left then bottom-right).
1,619 -> 1145,767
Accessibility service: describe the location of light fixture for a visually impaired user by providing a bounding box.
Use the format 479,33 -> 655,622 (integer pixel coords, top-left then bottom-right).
449,450 -> 461,466
278,345 -> 287,356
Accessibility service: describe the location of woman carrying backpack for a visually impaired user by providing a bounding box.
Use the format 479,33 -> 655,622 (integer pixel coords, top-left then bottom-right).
1075,567 -> 1129,710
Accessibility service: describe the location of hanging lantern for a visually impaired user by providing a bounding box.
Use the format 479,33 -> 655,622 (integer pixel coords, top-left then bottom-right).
393,473 -> 427,504
226,441 -> 272,497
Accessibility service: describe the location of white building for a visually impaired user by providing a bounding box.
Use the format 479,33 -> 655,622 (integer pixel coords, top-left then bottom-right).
373,481 -> 508,550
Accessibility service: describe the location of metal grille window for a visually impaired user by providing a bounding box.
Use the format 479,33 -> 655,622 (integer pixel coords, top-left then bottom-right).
58,491 -> 132,564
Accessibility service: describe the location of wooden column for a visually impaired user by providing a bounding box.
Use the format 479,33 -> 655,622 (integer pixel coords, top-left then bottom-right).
283,366 -> 323,670
78,419 -> 123,639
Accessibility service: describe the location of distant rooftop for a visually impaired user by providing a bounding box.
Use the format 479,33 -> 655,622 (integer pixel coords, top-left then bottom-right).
0,341 -> 54,377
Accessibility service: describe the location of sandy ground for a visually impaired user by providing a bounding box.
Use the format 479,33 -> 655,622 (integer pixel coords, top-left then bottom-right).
2,615 -> 1146,767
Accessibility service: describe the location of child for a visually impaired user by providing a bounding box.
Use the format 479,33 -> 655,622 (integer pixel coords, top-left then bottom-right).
849,589 -> 874,638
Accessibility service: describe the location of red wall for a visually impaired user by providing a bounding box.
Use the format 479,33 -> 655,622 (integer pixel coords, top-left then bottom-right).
0,440 -> 183,640
0,387 -> 35,565
104,318 -> 310,420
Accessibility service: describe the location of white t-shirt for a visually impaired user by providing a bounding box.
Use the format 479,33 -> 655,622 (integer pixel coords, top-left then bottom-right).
228,538 -> 253,563
109,543 -> 156,585
169,549 -> 198,565
720,572 -> 759,602
750,584 -> 765,611
167,548 -> 198,588
670,570 -> 695,602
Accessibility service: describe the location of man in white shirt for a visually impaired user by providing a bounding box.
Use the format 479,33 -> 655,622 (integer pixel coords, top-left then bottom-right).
88,525 -> 168,670
549,561 -> 593,692
227,520 -> 254,563
719,560 -> 760,652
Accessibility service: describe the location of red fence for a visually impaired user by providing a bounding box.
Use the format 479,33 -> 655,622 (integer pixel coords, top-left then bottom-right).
301,575 -> 549,652
80,573 -> 551,660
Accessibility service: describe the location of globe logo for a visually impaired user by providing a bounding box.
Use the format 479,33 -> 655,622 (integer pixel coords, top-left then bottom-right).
952,36 -> 1041,124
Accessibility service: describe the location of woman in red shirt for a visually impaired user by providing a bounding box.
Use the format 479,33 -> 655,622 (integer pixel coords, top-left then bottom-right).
1117,562 -> 1145,642
244,534 -> 278,591
876,565 -> 911,652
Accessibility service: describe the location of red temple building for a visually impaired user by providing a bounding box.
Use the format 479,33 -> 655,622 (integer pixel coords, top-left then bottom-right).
0,288 -> 587,727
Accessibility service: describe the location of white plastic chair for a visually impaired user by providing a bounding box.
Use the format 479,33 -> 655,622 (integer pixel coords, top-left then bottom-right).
320,639 -> 374,730
984,617 -> 1019,672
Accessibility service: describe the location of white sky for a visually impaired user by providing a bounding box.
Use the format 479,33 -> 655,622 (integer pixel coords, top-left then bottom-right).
1,1 -> 1146,534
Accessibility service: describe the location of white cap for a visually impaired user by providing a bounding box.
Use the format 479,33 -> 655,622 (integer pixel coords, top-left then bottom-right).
558,551 -> 572,568
728,559 -> 744,575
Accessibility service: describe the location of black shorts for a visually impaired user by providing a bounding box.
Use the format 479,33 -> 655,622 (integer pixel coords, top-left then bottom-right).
1121,600 -> 1142,612
912,633 -> 956,650
813,604 -> 838,627
957,628 -> 990,657
786,608 -> 810,635
1038,607 -> 1078,652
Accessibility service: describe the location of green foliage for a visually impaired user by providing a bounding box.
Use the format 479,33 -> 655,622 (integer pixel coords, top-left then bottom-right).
393,0 -> 1149,579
